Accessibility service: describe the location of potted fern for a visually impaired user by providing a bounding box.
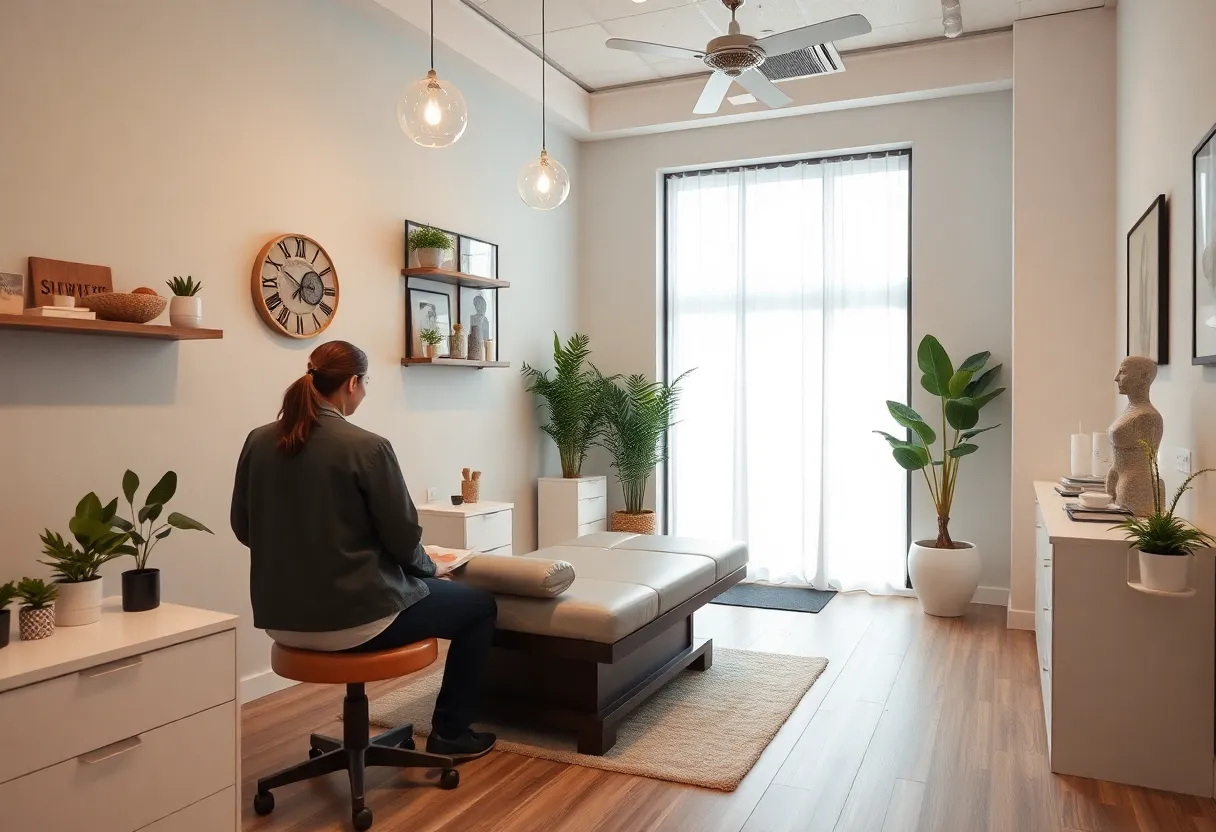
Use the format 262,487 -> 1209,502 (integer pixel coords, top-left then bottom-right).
0,581 -> 16,650
16,578 -> 59,641
167,275 -> 204,328
408,226 -> 453,269
38,492 -> 132,626
596,370 -> 690,534
522,333 -> 605,479
875,335 -> 1005,617
420,327 -> 443,359
1114,441 -> 1214,593
111,470 -> 213,611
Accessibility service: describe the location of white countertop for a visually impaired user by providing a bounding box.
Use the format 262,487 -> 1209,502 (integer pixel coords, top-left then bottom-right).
1034,480 -> 1129,544
416,500 -> 513,517
0,598 -> 237,693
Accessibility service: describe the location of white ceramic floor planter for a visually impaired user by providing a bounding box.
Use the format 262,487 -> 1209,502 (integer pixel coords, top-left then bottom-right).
908,540 -> 982,617
1139,551 -> 1191,593
169,295 -> 203,328
54,577 -> 103,626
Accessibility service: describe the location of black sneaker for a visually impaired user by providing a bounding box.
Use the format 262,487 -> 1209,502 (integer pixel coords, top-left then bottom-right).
426,729 -> 497,761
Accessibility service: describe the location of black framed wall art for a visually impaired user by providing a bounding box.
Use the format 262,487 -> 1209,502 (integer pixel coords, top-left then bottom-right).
1194,123 -> 1216,364
1127,193 -> 1169,364
406,286 -> 452,358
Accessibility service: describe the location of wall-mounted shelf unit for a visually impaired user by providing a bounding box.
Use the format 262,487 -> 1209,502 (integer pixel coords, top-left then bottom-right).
400,357 -> 509,369
400,268 -> 510,290
0,314 -> 223,341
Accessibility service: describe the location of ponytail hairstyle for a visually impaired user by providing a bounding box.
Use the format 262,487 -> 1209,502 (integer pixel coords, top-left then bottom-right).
276,341 -> 369,455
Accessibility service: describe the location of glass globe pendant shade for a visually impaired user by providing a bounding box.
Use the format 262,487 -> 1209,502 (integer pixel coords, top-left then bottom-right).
398,69 -> 468,148
517,150 -> 570,210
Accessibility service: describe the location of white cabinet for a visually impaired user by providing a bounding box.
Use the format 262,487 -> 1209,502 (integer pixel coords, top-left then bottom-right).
538,476 -> 608,549
1033,482 -> 1214,796
0,599 -> 239,830
418,500 -> 514,555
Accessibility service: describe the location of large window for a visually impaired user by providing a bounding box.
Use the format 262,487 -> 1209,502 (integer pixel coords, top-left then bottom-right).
665,150 -> 910,593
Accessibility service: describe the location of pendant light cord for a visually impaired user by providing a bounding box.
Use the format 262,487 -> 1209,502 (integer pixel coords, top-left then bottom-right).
430,0 -> 435,70
541,0 -> 547,152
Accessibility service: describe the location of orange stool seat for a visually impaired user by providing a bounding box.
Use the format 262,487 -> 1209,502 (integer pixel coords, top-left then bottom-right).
270,638 -> 439,685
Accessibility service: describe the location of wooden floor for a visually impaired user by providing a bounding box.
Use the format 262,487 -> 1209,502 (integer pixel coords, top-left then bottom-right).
241,594 -> 1216,831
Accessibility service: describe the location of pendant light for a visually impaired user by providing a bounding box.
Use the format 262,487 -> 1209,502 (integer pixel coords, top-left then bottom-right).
518,0 -> 570,210
398,0 -> 468,147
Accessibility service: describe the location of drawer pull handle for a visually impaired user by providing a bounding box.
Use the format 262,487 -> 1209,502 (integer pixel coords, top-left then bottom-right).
80,736 -> 143,765
81,655 -> 143,679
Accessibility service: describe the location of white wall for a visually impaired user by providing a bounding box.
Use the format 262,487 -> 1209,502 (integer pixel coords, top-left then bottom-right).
1008,8 -> 1116,626
0,0 -> 579,694
1116,0 -> 1216,532
579,92 -> 1015,596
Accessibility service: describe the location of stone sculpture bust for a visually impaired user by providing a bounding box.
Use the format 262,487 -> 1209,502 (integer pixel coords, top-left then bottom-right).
1105,356 -> 1164,516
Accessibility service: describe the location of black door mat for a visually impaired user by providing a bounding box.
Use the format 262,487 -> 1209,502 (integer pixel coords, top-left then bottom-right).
711,583 -> 837,614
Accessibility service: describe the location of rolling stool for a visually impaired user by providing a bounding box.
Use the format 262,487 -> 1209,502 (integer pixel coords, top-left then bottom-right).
252,638 -> 459,831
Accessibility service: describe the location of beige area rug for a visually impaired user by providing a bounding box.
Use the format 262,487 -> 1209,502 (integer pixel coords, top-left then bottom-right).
365,648 -> 828,792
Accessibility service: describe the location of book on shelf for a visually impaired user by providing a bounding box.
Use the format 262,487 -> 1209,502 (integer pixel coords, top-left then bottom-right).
23,306 -> 95,319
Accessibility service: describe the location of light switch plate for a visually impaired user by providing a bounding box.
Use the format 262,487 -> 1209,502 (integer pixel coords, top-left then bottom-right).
1174,449 -> 1193,475
427,487 -> 439,502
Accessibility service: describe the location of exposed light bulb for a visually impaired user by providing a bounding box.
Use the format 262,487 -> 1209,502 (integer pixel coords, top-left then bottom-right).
537,169 -> 552,194
398,69 -> 467,148
518,150 -> 569,210
423,95 -> 442,126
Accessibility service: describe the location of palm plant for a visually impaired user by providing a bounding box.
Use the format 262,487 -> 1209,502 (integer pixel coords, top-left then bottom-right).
15,577 -> 58,610
166,275 -> 202,296
596,371 -> 690,515
876,335 -> 1006,549
521,333 -> 607,478
111,470 -> 213,570
1114,441 -> 1214,556
39,492 -> 132,582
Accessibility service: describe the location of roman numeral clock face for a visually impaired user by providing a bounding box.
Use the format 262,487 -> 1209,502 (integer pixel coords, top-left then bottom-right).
251,234 -> 339,339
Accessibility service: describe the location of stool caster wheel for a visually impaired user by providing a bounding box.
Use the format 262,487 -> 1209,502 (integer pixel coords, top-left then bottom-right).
440,768 -> 460,790
353,806 -> 373,831
398,737 -> 416,750
253,791 -> 274,816
309,747 -> 323,759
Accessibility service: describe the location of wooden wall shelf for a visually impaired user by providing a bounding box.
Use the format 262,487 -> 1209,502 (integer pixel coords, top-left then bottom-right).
401,358 -> 510,369
401,268 -> 510,290
0,314 -> 223,341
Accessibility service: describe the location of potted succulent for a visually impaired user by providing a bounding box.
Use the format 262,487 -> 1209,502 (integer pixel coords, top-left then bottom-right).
1114,441 -> 1214,593
596,369 -> 690,534
111,470 -> 213,612
0,581 -> 16,650
875,335 -> 1005,617
420,327 -> 443,359
38,493 -> 131,626
408,226 -> 453,269
15,577 -> 59,641
521,333 -> 605,478
166,275 -> 204,328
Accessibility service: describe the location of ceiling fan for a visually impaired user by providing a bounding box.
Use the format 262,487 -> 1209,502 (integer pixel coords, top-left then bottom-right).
606,0 -> 872,115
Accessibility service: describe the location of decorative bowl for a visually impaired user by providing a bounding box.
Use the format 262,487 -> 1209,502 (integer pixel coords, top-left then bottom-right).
1079,491 -> 1113,509
79,292 -> 168,323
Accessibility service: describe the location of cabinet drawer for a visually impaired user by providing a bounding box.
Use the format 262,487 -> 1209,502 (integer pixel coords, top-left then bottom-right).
578,518 -> 607,537
577,495 -> 607,525
0,631 -> 235,784
577,478 -> 607,501
0,701 -> 235,832
466,509 -> 512,552
143,786 -> 236,832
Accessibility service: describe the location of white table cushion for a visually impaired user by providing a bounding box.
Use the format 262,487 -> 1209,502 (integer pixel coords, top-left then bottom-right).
493,578 -> 659,643
542,546 -> 716,614
612,535 -> 749,580
559,531 -> 640,549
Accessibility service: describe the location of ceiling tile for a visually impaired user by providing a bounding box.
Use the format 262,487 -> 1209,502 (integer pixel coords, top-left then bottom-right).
526,23 -> 653,73
601,2 -> 722,50
583,0 -> 702,24
579,65 -> 663,87
731,0 -> 811,37
478,0 -> 596,37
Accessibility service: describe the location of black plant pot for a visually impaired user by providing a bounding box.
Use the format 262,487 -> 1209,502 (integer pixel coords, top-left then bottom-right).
0,608 -> 10,649
122,569 -> 161,612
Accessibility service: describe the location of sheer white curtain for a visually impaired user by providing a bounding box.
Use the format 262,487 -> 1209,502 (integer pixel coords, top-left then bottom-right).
666,152 -> 910,593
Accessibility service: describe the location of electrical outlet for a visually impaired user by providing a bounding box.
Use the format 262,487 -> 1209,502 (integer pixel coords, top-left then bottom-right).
427,487 -> 439,503
1174,448 -> 1193,475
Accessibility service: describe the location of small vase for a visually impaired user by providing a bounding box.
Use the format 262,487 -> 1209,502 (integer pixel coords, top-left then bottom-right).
1139,551 -> 1190,593
416,248 -> 445,269
468,325 -> 484,361
461,479 -> 480,504
122,568 -> 161,612
55,577 -> 103,626
611,510 -> 656,535
422,343 -> 436,359
169,295 -> 203,328
19,606 -> 55,640
0,609 -> 10,650
450,330 -> 467,359
483,338 -> 495,362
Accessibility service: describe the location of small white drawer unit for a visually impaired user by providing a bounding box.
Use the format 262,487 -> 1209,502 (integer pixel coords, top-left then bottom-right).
0,599 -> 239,831
418,500 -> 514,555
538,476 -> 608,549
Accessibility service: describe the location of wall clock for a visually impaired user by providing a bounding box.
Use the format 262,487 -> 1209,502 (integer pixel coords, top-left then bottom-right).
251,234 -> 339,339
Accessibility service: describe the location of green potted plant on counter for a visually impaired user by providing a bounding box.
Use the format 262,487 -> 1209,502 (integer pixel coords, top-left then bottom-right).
38,492 -> 131,626
408,225 -> 453,270
166,275 -> 204,328
16,578 -> 59,641
522,333 -> 606,479
111,470 -> 213,612
1114,441 -> 1214,593
875,335 -> 1005,618
0,581 -> 17,650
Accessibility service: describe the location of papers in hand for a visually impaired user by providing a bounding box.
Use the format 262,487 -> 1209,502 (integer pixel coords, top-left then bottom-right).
425,545 -> 477,576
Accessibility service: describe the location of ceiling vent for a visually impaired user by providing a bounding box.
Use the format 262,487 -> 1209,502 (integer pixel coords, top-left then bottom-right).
758,42 -> 844,82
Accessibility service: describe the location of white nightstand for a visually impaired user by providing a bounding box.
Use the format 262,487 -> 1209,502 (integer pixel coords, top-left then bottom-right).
538,476 -> 607,549
417,500 -> 514,555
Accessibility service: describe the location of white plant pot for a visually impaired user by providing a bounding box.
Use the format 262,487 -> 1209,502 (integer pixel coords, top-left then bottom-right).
416,247 -> 446,269
908,540 -> 981,617
169,295 -> 203,328
1139,550 -> 1191,593
54,577 -> 103,626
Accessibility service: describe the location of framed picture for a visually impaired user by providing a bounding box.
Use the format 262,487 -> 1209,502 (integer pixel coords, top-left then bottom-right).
0,272 -> 24,315
407,287 -> 452,358
460,286 -> 497,347
1127,193 -> 1169,364
404,220 -> 457,271
458,235 -> 498,279
1194,123 -> 1216,364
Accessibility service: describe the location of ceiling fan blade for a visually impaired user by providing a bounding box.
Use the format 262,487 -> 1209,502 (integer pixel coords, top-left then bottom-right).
693,72 -> 733,115
753,14 -> 872,58
605,38 -> 705,60
735,69 -> 792,109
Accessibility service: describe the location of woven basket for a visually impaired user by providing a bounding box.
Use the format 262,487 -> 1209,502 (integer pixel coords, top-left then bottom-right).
19,606 -> 55,641
79,292 -> 168,323
461,480 -> 480,504
611,510 -> 656,535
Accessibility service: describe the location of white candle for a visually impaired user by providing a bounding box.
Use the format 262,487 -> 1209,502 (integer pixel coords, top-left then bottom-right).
1071,433 -> 1091,477
1092,431 -> 1113,478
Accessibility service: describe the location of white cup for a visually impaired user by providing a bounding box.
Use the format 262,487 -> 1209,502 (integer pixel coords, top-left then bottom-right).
1079,491 -> 1113,509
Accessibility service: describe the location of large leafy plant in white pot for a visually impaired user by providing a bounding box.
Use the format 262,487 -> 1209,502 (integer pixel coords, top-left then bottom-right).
876,335 -> 1005,617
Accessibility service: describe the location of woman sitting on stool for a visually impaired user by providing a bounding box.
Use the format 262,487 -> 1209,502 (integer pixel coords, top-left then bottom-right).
231,340 -> 497,760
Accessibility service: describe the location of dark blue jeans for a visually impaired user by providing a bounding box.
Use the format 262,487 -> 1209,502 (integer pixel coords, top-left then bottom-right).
348,578 -> 497,739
